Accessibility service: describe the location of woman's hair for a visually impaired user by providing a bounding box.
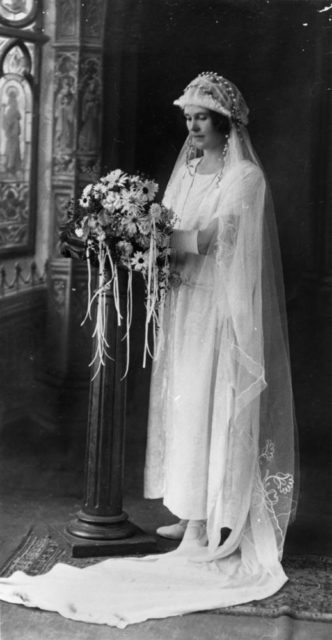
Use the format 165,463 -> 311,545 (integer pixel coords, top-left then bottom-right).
209,110 -> 231,136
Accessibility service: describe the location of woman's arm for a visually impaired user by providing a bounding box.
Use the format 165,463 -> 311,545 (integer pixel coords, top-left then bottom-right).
169,218 -> 218,255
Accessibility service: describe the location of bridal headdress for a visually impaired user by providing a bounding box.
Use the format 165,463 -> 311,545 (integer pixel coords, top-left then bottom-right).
173,71 -> 249,126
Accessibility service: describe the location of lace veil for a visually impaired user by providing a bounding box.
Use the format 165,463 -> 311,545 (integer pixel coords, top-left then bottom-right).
163,73 -> 297,566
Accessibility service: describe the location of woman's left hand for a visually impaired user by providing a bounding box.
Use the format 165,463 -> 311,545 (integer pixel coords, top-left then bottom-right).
197,218 -> 218,254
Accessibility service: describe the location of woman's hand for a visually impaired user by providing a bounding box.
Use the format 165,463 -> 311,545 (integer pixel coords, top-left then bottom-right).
197,218 -> 218,254
169,230 -> 198,254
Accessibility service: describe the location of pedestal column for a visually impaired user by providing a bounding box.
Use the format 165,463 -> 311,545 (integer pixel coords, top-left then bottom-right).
64,268 -> 155,557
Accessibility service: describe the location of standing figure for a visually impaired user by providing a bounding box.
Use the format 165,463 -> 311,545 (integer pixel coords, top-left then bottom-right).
3,88 -> 22,176
79,78 -> 100,152
145,72 -> 297,562
54,78 -> 75,153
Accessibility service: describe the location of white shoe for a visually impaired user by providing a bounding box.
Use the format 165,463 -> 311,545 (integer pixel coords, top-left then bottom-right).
181,520 -> 208,547
156,519 -> 188,540
172,520 -> 208,556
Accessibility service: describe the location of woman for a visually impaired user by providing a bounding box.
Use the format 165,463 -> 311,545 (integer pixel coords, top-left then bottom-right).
145,71 -> 297,557
0,73 -> 297,627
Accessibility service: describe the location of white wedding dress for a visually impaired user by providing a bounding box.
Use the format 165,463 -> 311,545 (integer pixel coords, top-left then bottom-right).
0,131 -> 296,628
145,162 -> 260,528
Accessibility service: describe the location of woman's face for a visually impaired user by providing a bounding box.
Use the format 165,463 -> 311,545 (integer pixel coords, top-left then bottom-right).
184,106 -> 224,151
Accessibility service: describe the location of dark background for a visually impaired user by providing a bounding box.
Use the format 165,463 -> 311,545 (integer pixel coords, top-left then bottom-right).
104,0 -> 327,292
102,0 -> 331,547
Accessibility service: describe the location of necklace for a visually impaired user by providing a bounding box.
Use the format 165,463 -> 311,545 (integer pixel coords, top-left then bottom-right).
187,135 -> 229,187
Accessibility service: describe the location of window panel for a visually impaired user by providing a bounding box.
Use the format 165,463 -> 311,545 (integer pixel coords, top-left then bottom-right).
0,0 -> 37,27
0,41 -> 33,252
0,3 -> 43,256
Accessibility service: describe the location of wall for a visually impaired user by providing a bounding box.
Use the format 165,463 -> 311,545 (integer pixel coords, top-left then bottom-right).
0,288 -> 47,426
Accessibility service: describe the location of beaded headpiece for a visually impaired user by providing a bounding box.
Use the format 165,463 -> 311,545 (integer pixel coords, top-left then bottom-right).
173,71 -> 249,126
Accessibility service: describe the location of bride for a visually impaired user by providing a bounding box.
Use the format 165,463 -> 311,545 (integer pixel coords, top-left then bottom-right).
0,72 -> 297,628
145,71 -> 296,557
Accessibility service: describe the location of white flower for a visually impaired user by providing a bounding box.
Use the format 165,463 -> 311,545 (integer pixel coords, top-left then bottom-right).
149,203 -> 162,221
130,175 -> 141,185
87,217 -> 97,229
75,227 -> 84,238
142,180 -> 159,202
137,217 -> 152,235
102,192 -> 116,212
125,220 -> 138,235
121,189 -> 144,215
102,192 -> 122,212
97,230 -> 106,242
131,251 -> 149,271
79,194 -> 91,208
101,169 -> 127,188
82,183 -> 94,197
117,241 -> 134,257
93,182 -> 108,198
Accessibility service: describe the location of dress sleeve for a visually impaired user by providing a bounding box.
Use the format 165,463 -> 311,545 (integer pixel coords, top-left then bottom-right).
216,164 -> 266,352
213,163 -> 265,270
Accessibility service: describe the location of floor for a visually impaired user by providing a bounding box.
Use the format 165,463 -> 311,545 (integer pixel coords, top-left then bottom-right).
0,295 -> 331,639
0,422 -> 330,639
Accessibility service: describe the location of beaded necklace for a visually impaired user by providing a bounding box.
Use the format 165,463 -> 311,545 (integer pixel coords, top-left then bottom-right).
187,134 -> 229,187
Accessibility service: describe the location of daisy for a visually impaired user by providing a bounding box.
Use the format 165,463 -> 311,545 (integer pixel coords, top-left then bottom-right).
121,189 -> 144,216
82,183 -> 94,197
102,192 -> 116,212
93,182 -> 108,199
142,179 -> 159,202
101,169 -> 127,189
79,194 -> 92,208
131,250 -> 149,271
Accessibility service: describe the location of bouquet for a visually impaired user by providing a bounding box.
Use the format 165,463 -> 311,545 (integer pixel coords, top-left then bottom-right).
60,168 -> 176,378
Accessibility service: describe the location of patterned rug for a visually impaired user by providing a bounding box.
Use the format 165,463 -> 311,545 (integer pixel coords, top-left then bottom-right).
0,525 -> 331,623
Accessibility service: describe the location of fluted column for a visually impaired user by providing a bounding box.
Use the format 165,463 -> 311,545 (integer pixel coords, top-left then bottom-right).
64,268 -> 154,556
68,269 -> 134,538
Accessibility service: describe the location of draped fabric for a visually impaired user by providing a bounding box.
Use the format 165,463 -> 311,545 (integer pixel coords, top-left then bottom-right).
145,125 -> 297,563
0,127 -> 297,628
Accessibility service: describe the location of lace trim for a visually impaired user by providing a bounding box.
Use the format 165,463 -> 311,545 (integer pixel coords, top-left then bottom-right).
252,439 -> 294,550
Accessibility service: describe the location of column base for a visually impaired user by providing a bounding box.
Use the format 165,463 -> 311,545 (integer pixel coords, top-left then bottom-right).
55,523 -> 157,558
67,510 -> 137,541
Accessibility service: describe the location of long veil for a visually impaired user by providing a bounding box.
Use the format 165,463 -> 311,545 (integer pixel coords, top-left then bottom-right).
156,123 -> 298,566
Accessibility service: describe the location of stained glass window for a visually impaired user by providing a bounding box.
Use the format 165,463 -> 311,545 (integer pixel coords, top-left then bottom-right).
0,0 -> 37,27
0,1 -> 44,255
